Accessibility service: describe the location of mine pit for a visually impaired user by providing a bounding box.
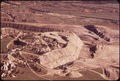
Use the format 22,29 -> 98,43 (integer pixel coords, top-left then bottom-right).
84,25 -> 111,42
1,1 -> 119,80
1,23 -> 119,80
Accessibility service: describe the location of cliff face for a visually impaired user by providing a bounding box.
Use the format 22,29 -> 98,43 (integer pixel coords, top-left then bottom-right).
1,22 -> 62,32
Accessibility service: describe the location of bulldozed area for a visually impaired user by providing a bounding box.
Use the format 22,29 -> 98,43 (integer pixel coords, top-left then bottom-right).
1,1 -> 119,80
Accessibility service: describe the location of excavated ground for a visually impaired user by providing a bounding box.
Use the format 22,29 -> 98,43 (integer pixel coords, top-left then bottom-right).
1,1 -> 119,80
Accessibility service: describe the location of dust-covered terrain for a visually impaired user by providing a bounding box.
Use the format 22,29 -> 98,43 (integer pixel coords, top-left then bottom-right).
1,1 -> 119,80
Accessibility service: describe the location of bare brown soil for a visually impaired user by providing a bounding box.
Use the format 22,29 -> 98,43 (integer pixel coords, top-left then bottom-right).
1,1 -> 119,80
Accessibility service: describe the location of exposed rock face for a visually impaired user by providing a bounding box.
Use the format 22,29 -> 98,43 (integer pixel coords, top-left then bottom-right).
1,26 -> 83,69
1,22 -> 62,32
84,25 -> 110,42
38,32 -> 83,68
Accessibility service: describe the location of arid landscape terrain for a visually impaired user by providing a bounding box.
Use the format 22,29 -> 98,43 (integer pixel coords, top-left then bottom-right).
1,0 -> 119,80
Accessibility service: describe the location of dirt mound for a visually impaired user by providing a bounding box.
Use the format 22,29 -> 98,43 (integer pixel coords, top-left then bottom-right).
1,27 -> 83,72
1,1 -> 119,80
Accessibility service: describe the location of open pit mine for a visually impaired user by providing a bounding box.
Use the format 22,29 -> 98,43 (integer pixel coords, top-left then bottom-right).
1,1 -> 119,81
1,22 -> 84,79
1,23 -> 83,69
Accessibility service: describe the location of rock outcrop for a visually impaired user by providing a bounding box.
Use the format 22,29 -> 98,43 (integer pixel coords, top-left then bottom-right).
1,25 -> 84,69
1,22 -> 62,32
38,32 -> 83,68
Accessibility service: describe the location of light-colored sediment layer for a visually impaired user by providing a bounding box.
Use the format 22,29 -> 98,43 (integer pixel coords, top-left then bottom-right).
38,32 -> 83,68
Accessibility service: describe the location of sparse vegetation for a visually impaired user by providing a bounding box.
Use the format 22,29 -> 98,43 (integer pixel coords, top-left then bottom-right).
1,1 -> 119,80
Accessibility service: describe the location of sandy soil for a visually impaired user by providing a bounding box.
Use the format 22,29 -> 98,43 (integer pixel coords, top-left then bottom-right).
1,1 -> 119,80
